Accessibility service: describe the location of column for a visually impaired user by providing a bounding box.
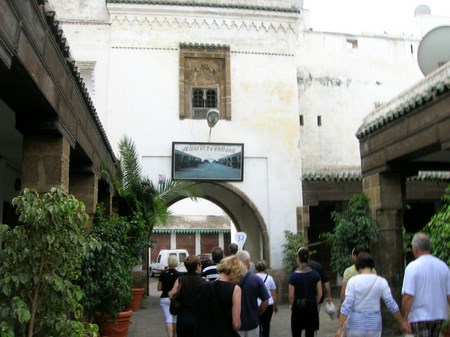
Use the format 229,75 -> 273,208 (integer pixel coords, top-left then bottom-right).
22,134 -> 70,194
69,173 -> 98,226
363,171 -> 406,336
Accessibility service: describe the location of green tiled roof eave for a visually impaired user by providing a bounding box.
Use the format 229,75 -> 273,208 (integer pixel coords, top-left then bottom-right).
180,42 -> 230,50
153,228 -> 231,234
356,63 -> 450,140
106,0 -> 301,13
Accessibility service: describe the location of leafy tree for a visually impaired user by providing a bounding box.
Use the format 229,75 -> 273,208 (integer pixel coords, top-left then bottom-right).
104,136 -> 202,235
0,188 -> 96,337
282,230 -> 307,272
424,184 -> 450,265
321,193 -> 379,275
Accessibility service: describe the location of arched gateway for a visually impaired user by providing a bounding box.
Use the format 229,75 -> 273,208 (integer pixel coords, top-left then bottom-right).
169,181 -> 270,265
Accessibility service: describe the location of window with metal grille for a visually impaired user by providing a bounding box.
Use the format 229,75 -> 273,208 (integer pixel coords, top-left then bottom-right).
192,88 -> 217,108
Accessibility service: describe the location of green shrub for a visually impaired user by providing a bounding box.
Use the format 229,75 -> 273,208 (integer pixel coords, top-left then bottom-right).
321,193 -> 379,275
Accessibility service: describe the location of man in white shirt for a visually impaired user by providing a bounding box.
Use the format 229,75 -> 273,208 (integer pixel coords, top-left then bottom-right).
402,232 -> 450,337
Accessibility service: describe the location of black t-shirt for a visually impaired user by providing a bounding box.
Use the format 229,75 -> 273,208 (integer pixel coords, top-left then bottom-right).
159,268 -> 182,298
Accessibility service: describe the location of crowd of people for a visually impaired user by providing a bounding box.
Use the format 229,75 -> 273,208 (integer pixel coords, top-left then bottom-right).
156,232 -> 450,337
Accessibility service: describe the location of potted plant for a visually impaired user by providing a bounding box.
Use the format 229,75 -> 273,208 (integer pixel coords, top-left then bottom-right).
102,136 -> 202,293
77,210 -> 138,337
0,187 -> 97,337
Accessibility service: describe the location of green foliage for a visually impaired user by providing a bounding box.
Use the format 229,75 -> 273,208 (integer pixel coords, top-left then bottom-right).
0,188 -> 93,337
77,210 -> 148,320
321,193 -> 379,275
103,136 -> 202,235
282,230 -> 307,272
424,184 -> 450,266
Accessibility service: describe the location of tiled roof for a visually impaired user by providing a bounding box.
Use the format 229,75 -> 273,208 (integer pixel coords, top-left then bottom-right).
180,42 -> 230,50
39,0 -> 116,161
356,62 -> 450,139
153,215 -> 232,233
302,170 -> 361,182
106,0 -> 300,13
302,170 -> 450,182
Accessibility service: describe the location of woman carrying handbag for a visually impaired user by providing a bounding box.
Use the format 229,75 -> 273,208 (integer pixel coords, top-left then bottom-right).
335,253 -> 408,337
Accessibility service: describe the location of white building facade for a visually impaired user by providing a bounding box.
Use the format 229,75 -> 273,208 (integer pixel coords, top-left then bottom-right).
48,0 -> 442,274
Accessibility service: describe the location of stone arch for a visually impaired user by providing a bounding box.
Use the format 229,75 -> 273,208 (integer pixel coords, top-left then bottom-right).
169,181 -> 270,265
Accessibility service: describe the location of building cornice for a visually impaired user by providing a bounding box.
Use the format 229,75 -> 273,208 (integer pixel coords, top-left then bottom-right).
106,0 -> 300,14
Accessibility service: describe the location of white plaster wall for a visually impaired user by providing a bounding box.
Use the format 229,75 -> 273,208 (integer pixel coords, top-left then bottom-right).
54,2 -> 302,269
297,31 -> 424,174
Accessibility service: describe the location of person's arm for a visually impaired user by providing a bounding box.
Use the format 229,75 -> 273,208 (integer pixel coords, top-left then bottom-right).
392,310 -> 410,333
335,313 -> 347,337
288,283 -> 295,307
157,280 -> 163,291
271,289 -> 279,313
316,280 -> 323,304
447,294 -> 450,306
232,285 -> 242,331
168,278 -> 180,299
401,293 -> 413,320
258,299 -> 269,315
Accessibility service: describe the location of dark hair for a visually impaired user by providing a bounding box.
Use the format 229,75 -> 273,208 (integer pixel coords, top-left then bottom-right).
228,243 -> 238,255
355,252 -> 375,271
255,260 -> 267,272
184,256 -> 201,274
353,245 -> 370,257
297,247 -> 310,263
211,246 -> 224,263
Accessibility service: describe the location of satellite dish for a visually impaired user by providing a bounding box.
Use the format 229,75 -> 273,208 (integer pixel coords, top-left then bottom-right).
417,26 -> 450,76
414,4 -> 431,17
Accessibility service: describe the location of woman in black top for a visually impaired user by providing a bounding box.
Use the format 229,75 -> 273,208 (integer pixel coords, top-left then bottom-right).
169,256 -> 205,337
158,255 -> 183,337
196,256 -> 247,337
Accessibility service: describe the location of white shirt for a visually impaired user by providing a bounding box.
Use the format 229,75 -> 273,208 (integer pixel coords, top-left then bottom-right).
402,254 -> 450,322
256,273 -> 276,306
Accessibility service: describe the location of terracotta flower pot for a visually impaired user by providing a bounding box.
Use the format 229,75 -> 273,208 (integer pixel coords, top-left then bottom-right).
130,288 -> 145,311
95,310 -> 133,337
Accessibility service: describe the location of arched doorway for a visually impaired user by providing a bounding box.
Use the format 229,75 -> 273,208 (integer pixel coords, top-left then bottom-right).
169,181 -> 270,265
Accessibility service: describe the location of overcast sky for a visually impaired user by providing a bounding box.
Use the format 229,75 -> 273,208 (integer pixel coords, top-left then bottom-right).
303,0 -> 450,35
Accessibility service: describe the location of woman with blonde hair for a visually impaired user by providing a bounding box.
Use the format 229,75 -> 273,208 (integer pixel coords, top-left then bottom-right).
158,255 -> 182,337
196,255 -> 247,337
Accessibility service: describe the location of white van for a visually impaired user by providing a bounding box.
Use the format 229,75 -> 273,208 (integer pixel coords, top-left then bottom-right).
149,249 -> 189,277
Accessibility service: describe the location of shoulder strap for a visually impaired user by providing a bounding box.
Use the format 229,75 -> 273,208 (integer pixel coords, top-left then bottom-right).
354,276 -> 377,310
263,274 -> 268,283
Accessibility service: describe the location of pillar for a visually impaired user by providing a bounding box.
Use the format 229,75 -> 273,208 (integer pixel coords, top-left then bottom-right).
22,134 -> 70,194
363,171 -> 406,336
69,173 -> 98,226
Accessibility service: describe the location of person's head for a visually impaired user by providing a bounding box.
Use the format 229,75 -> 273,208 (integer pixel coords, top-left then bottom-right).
168,255 -> 179,269
351,245 -> 370,261
235,250 -> 251,270
211,246 -> 224,264
411,232 -> 431,257
355,252 -> 375,271
228,243 -> 238,255
255,260 -> 267,273
217,256 -> 247,283
297,247 -> 310,263
184,255 -> 202,274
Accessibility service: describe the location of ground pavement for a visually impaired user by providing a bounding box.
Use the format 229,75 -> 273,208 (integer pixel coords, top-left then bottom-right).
127,278 -> 406,337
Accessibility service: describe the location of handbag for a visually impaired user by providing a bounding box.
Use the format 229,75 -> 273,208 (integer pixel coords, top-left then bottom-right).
169,277 -> 183,315
169,290 -> 182,315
